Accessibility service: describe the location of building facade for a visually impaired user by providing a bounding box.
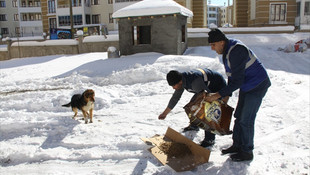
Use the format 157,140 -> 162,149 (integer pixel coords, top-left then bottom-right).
295,0 -> 310,29
207,4 -> 220,27
0,0 -> 42,37
0,0 -> 141,38
1,0 -> 309,38
174,0 -> 207,28
234,0 -> 297,27
0,0 -> 19,37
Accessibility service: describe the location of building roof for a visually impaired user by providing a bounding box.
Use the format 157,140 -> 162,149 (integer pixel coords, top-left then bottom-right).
112,0 -> 193,19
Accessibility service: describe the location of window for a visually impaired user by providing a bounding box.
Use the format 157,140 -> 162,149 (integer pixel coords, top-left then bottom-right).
92,0 -> 98,5
74,15 -> 82,25
72,0 -> 81,7
15,27 -> 20,35
12,0 -> 17,7
270,4 -> 286,22
108,0 -> 113,4
29,13 -> 35,21
49,18 -> 57,29
109,13 -> 113,23
14,14 -> 19,21
0,14 -> 7,21
133,25 -> 151,45
1,28 -> 9,34
92,14 -> 100,24
35,13 -> 41,20
34,0 -> 40,7
86,14 -> 91,24
209,7 -> 216,12
209,14 -> 216,18
297,2 -> 300,17
305,2 -> 310,15
48,0 -> 56,13
85,0 -> 90,7
0,0 -> 5,7
182,25 -> 185,43
22,14 -> 27,21
59,15 -> 82,26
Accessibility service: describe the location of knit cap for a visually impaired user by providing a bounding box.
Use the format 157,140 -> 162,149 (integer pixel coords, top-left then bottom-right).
208,29 -> 228,43
166,70 -> 182,86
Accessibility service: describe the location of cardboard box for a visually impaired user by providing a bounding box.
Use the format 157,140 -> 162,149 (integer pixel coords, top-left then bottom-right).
141,127 -> 210,172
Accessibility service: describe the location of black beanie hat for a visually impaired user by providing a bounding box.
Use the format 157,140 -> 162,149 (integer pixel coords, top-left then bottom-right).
167,70 -> 182,86
208,29 -> 228,43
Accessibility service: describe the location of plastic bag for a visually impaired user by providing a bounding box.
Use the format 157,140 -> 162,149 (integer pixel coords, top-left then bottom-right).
184,91 -> 234,135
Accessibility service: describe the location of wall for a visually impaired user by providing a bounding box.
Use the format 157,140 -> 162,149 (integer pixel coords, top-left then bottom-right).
0,38 -> 119,61
0,27 -> 297,61
118,15 -> 188,56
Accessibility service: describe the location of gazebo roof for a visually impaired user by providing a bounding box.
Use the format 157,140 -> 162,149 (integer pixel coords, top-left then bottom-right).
112,0 -> 193,19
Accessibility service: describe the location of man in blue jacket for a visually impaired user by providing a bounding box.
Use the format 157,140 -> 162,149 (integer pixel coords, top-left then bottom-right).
158,68 -> 229,147
206,29 -> 271,161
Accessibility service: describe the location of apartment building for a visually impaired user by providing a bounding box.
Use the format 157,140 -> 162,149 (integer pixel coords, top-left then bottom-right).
234,0 -> 297,27
1,0 -> 308,38
0,0 -> 18,37
207,4 -> 220,27
0,0 -> 42,37
0,0 -> 141,38
174,0 -> 207,28
226,4 -> 233,26
218,2 -> 234,27
296,0 -> 310,29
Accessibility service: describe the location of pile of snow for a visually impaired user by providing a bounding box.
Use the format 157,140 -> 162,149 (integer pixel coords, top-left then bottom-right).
0,32 -> 309,174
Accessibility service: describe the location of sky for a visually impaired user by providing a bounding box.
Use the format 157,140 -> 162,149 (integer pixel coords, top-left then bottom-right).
208,0 -> 233,6
0,29 -> 309,174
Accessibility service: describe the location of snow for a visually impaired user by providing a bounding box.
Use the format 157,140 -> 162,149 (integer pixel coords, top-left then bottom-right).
112,0 -> 193,18
0,32 -> 310,175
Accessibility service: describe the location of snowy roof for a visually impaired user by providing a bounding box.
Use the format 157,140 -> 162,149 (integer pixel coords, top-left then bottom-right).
112,0 -> 193,19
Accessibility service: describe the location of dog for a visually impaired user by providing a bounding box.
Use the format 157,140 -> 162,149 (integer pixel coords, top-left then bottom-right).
62,89 -> 95,124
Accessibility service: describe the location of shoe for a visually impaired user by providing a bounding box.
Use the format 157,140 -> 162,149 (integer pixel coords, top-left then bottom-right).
200,140 -> 215,147
230,151 -> 253,162
221,145 -> 240,155
182,125 -> 199,132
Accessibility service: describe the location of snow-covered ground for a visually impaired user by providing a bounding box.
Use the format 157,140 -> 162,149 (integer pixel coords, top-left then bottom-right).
0,32 -> 309,175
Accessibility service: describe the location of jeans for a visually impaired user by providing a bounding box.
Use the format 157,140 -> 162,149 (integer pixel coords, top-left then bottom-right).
232,78 -> 271,153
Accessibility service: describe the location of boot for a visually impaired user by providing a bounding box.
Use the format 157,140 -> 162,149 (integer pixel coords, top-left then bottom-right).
230,151 -> 253,162
182,124 -> 199,132
200,140 -> 215,147
221,145 -> 240,155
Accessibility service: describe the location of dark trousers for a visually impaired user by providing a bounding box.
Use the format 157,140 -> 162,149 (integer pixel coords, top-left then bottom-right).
189,123 -> 215,141
232,78 -> 271,152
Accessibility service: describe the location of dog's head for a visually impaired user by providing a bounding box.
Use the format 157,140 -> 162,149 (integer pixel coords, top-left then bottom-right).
83,89 -> 95,102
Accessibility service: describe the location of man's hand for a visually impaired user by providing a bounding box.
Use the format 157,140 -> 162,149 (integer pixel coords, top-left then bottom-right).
205,92 -> 221,102
158,113 -> 167,120
158,108 -> 171,120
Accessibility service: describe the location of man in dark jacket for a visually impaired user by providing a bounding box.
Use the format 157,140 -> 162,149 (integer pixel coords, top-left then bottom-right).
206,29 -> 271,161
158,68 -> 229,147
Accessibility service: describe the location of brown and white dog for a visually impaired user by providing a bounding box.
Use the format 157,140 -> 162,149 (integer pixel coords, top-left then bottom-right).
62,89 -> 95,124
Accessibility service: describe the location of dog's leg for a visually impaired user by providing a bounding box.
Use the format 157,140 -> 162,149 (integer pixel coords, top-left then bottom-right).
89,109 -> 93,123
82,110 -> 88,124
72,108 -> 78,120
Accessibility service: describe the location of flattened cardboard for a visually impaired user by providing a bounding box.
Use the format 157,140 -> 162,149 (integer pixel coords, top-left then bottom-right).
141,127 -> 210,172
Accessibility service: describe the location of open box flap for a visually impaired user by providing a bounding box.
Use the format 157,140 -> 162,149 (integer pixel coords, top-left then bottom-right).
141,127 -> 211,172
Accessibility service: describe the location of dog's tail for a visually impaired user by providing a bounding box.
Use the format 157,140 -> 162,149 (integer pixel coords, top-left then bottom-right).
62,102 -> 71,107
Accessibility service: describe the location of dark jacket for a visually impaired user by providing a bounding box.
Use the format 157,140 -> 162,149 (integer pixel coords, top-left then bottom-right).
168,68 -> 227,109
218,39 -> 270,97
